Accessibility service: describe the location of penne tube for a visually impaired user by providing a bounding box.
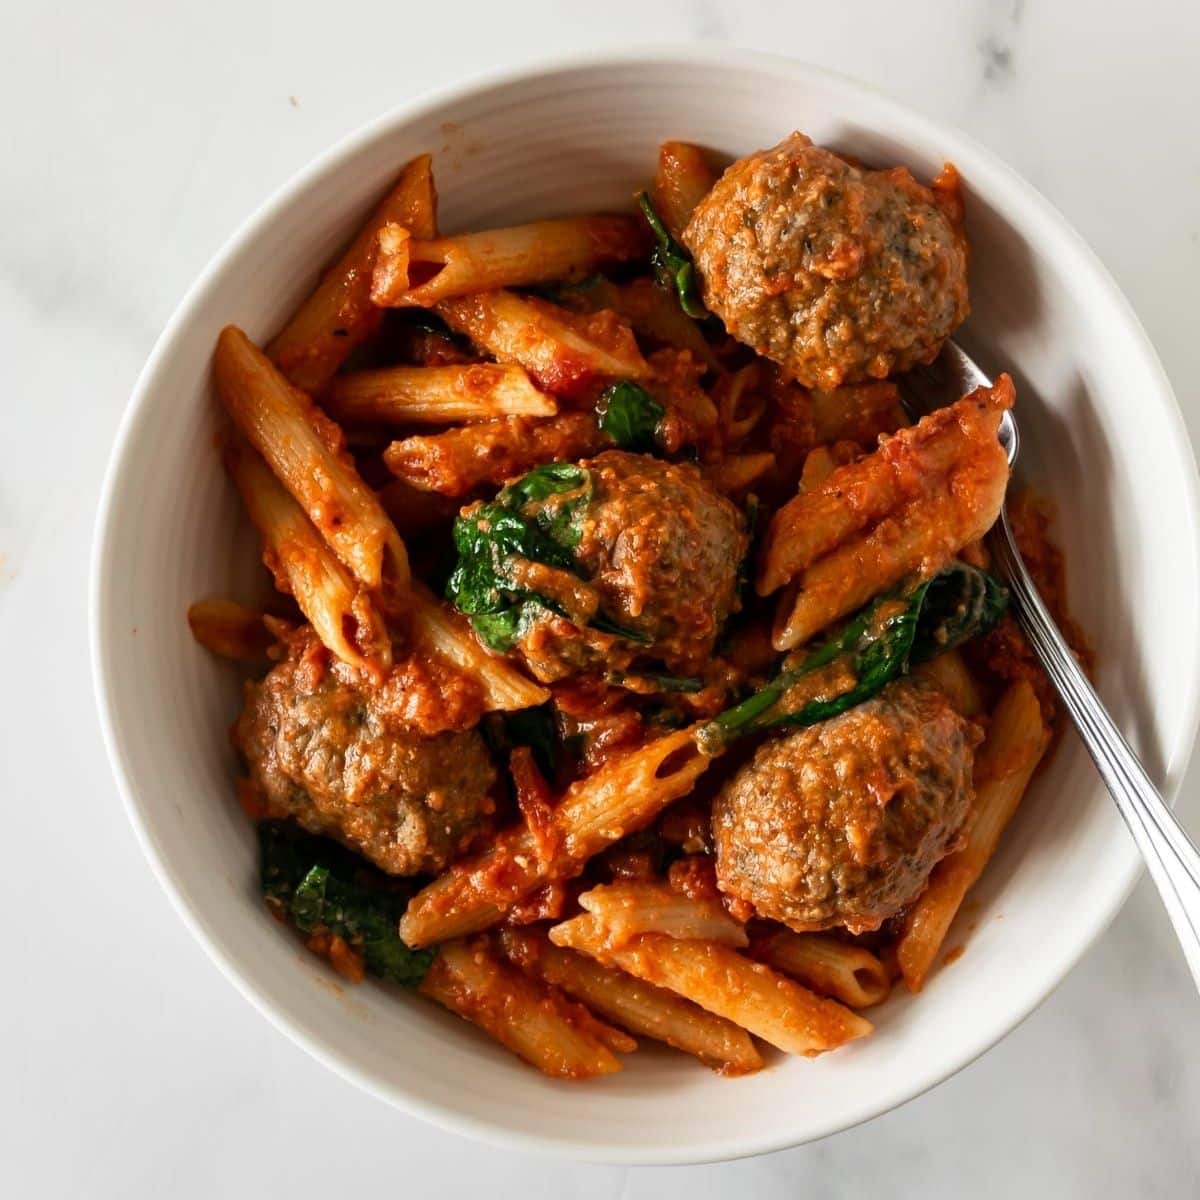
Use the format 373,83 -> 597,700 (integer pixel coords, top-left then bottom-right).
550,914 -> 873,1057
653,141 -> 717,240
702,452 -> 776,497
400,726 -> 712,948
384,413 -> 605,496
771,447 -> 1008,651
371,215 -> 648,307
912,648 -> 985,718
799,444 -> 852,493
324,363 -> 555,426
808,380 -> 909,447
419,937 -> 627,1079
214,326 -> 411,611
715,365 -> 767,445
752,930 -> 891,1009
409,584 -> 549,713
498,927 -> 762,1075
376,478 -> 460,540
436,290 -> 650,399
897,680 -> 1051,992
186,597 -> 274,664
267,154 -> 437,392
223,436 -> 391,673
759,378 -> 1014,596
567,276 -> 722,371
578,882 -> 749,948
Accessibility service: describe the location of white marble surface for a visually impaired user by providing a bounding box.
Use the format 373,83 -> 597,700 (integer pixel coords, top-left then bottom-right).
3,1 -> 1200,1195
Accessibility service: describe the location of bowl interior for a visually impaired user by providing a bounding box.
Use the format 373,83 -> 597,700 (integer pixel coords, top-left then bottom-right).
93,52 -> 1200,1163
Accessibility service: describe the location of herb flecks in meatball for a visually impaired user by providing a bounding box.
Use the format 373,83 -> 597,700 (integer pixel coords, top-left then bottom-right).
712,679 -> 978,933
236,628 -> 495,876
683,133 -> 969,389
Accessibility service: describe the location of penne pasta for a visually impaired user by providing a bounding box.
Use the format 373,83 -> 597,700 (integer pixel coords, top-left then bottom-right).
371,215 -> 648,307
752,929 -> 891,1009
266,154 -> 437,392
186,597 -> 274,664
809,380 -> 909,447
223,436 -> 391,673
702,452 -> 776,497
759,377 -> 1014,597
566,275 -> 722,371
550,914 -> 873,1056
652,141 -> 717,240
376,478 -> 460,540
577,882 -> 749,948
409,584 -> 549,713
715,365 -> 767,445
798,444 -> 857,493
324,363 -> 555,426
419,937 -> 627,1079
214,326 -> 411,611
896,679 -> 1051,992
768,380 -> 1014,650
912,648 -> 985,718
771,466 -> 1008,651
383,413 -> 605,496
435,290 -> 650,399
498,926 -> 762,1074
400,726 -> 712,948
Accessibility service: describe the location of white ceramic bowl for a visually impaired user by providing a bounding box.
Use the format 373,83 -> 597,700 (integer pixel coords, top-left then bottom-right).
91,47 -> 1200,1163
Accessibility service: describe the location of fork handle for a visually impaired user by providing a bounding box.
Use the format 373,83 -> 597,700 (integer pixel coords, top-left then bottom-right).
990,506 -> 1200,992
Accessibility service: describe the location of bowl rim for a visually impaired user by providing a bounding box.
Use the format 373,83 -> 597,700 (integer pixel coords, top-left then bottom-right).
90,43 -> 1200,1164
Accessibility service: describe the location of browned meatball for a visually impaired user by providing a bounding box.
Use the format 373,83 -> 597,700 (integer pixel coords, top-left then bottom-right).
683,133 -> 969,389
515,451 -> 748,680
712,679 -> 978,933
235,630 -> 496,876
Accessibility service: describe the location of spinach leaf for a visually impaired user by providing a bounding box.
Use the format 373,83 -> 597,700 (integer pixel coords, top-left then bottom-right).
697,562 -> 1008,752
596,380 -> 665,452
637,192 -> 708,319
259,821 -> 433,987
447,463 -> 608,652
910,561 -> 1009,663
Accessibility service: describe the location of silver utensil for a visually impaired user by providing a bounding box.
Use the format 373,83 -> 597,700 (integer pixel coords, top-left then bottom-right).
903,341 -> 1200,990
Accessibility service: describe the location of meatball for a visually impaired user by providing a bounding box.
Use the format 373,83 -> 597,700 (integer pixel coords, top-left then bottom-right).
683,133 -> 969,389
712,679 -> 978,933
235,630 -> 496,876
518,450 -> 748,679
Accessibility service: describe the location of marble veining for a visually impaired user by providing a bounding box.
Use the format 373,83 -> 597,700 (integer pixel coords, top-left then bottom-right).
4,1 -> 1200,1197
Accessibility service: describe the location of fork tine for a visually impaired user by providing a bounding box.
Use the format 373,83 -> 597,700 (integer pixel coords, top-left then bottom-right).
899,340 -> 995,416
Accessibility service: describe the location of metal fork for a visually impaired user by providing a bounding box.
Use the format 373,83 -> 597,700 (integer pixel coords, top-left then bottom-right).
904,341 -> 1200,991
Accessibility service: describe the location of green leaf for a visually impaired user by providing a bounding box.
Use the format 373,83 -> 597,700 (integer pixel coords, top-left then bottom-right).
497,462 -> 592,549
638,192 -> 709,319
259,822 -> 433,987
596,380 -> 665,452
910,561 -> 1009,663
448,462 -> 643,653
697,562 -> 1008,752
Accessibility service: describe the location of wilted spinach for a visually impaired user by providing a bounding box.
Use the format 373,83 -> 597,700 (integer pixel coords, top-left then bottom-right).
259,821 -> 433,987
697,562 -> 1008,752
596,380 -> 665,452
637,192 -> 708,319
447,462 -> 651,652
